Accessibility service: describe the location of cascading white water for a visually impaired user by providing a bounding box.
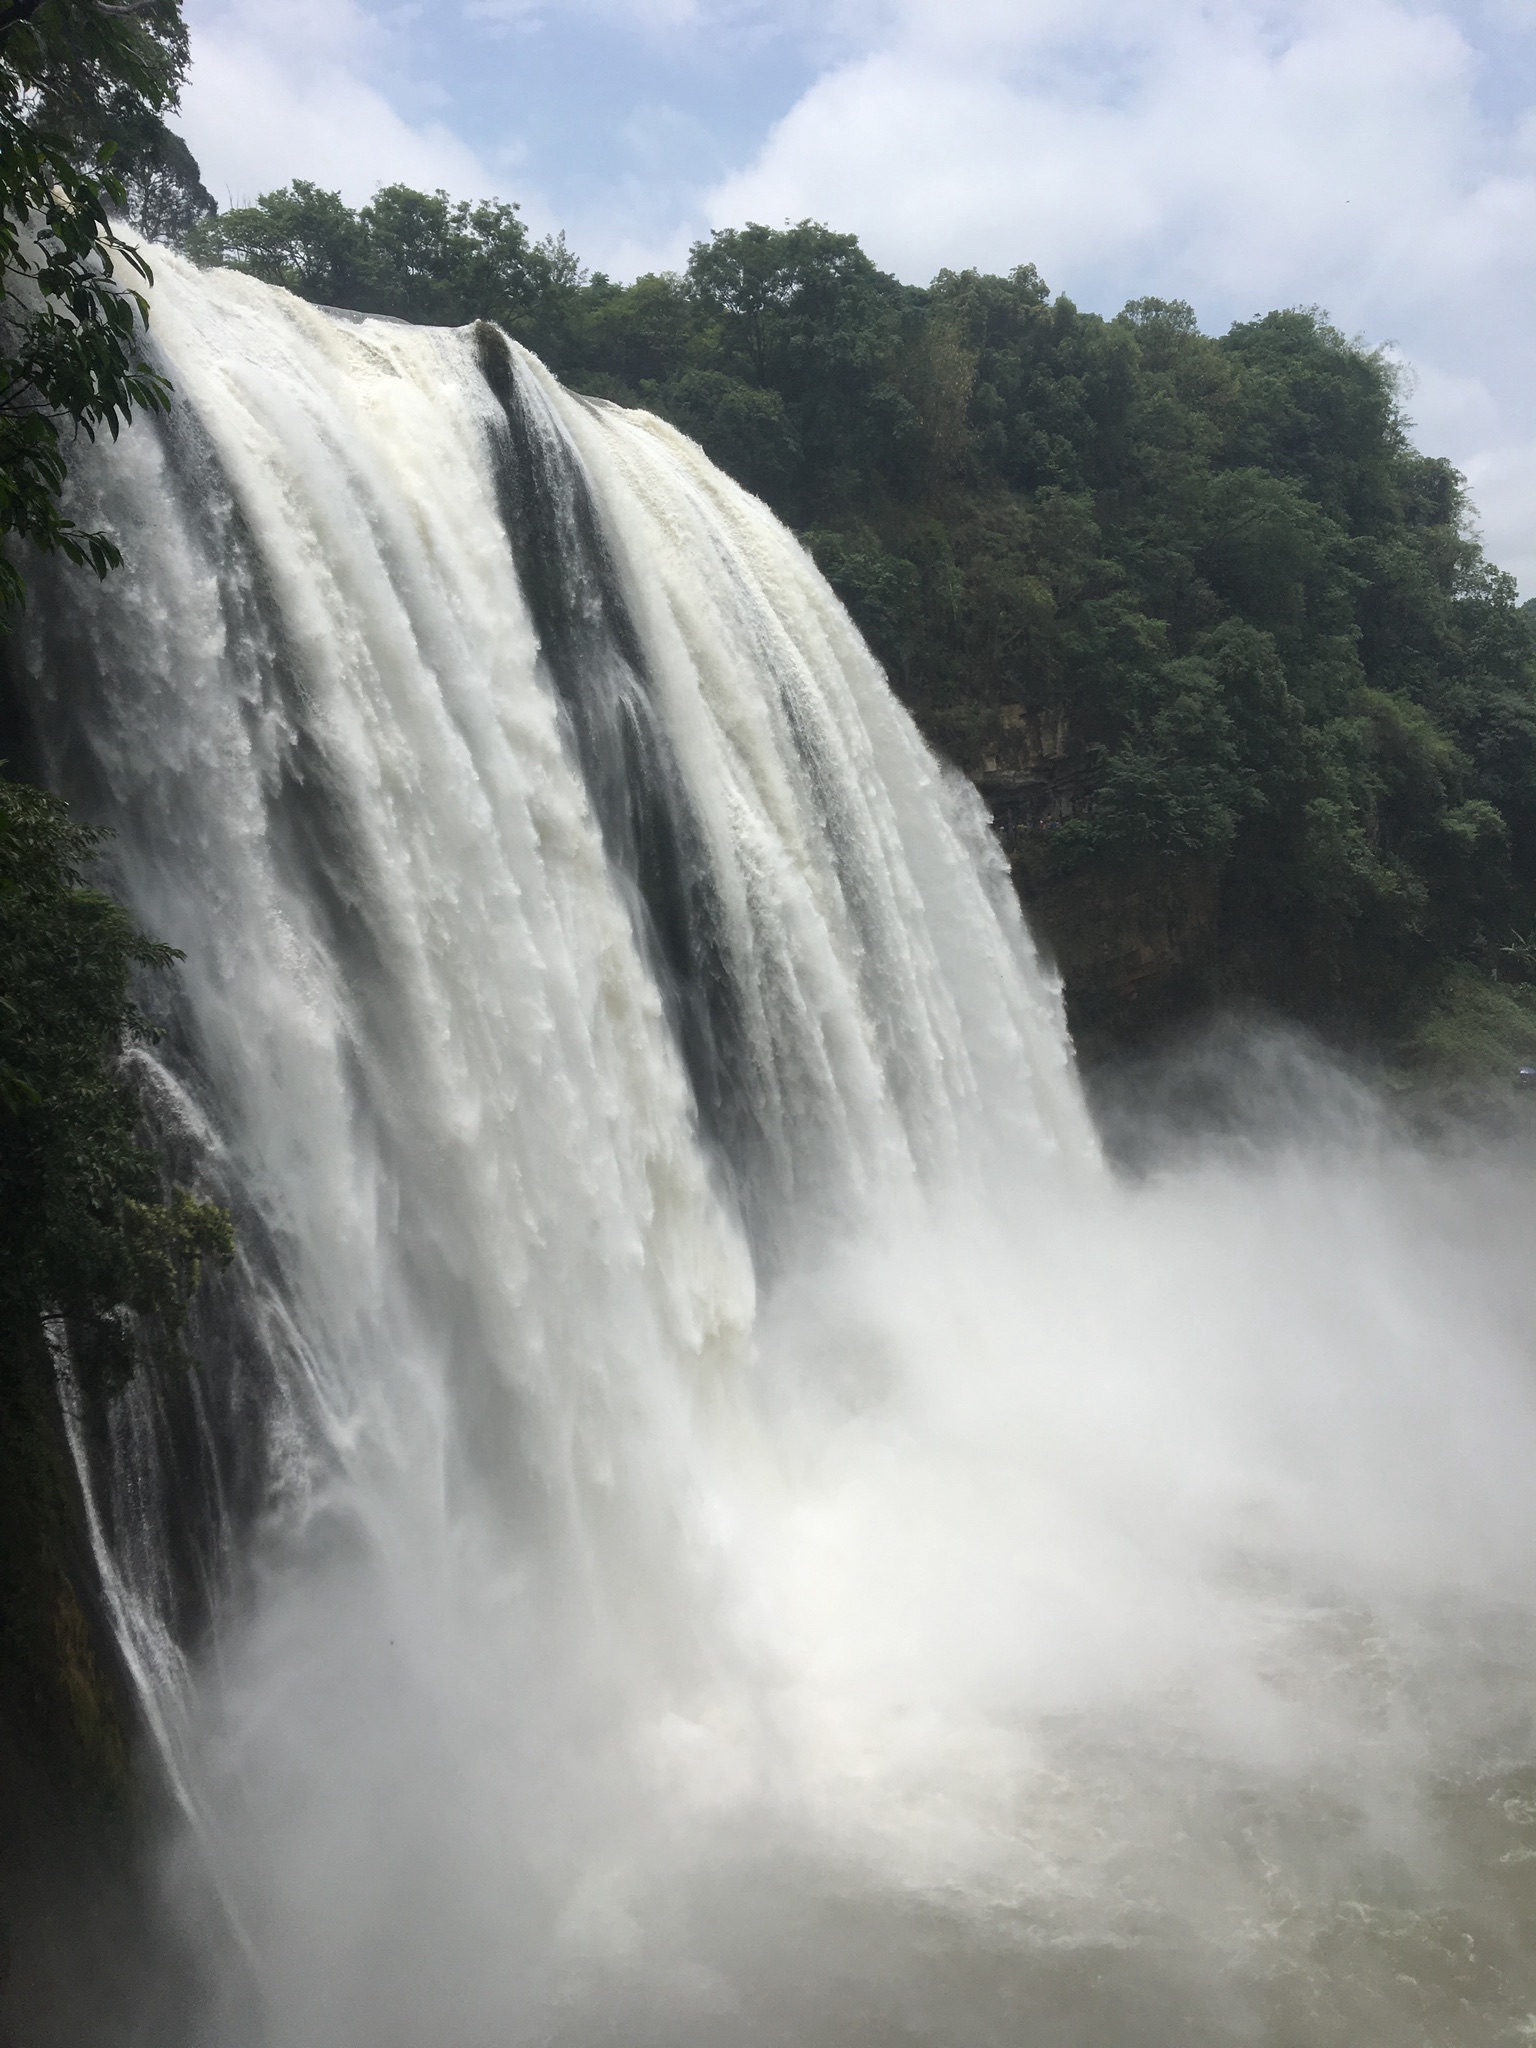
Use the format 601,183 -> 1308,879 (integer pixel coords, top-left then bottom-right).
12,254 -> 1536,2047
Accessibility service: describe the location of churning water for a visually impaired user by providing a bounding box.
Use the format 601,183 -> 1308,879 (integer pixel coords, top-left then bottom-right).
11,257 -> 1536,2047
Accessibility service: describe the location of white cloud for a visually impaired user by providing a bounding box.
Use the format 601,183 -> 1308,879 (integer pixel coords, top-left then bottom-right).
1463,440 -> 1536,583
468,0 -> 704,26
705,0 -> 1485,286
701,0 -> 1536,586
464,0 -> 826,35
177,0 -> 492,208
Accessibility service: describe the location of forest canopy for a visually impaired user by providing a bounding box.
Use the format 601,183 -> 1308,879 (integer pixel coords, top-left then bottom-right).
0,0 -> 196,612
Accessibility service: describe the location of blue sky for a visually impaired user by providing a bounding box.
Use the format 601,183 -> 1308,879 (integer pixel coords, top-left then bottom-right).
176,0 -> 1536,588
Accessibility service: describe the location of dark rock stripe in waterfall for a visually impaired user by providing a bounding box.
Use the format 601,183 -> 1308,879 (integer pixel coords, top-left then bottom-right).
473,323 -> 762,1212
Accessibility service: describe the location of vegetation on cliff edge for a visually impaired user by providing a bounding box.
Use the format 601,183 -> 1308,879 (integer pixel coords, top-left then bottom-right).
0,0 -> 198,615
0,773 -> 232,1802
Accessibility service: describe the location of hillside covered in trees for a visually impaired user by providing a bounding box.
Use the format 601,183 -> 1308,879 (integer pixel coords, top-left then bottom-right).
186,185 -> 1536,1061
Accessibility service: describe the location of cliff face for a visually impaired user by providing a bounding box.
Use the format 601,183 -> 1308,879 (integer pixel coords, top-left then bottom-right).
0,1328 -> 132,1818
1014,853 -> 1222,1058
966,709 -> 1221,1058
0,1325 -> 169,2046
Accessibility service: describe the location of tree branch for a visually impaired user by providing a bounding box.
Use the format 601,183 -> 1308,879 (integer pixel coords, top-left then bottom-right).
0,0 -> 49,34
0,0 -> 159,35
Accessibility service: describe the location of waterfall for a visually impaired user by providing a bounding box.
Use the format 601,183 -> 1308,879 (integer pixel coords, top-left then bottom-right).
12,255 -> 1536,2048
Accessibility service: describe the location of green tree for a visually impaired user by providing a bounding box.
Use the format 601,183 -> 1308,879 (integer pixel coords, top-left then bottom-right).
0,778 -> 232,1387
0,0 -> 188,614
0,1 -> 231,1390
187,181 -> 580,352
185,179 -> 372,304
682,221 -> 911,516
655,369 -> 800,500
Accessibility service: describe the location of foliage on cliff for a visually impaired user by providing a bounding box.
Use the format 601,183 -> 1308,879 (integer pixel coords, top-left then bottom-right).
0,773 -> 228,1811
0,778 -> 232,1386
188,186 -> 1536,1043
0,0 -> 199,615
1,1 -> 228,1368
